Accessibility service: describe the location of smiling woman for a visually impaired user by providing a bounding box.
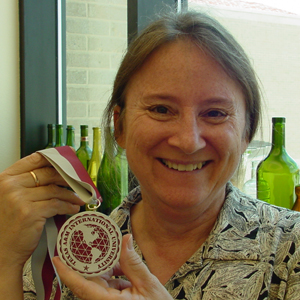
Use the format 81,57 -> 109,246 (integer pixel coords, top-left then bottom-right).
114,39 -> 248,218
0,8 -> 299,300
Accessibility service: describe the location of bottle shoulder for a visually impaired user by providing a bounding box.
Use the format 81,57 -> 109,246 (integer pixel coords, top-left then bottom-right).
258,150 -> 299,173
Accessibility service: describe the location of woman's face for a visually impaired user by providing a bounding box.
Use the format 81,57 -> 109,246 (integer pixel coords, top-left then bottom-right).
116,40 -> 248,212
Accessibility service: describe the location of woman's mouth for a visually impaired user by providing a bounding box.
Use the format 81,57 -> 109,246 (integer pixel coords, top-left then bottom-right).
161,159 -> 207,171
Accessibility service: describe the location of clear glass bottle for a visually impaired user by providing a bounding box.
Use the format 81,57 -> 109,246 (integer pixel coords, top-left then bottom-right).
55,124 -> 65,147
257,117 -> 299,209
76,125 -> 92,170
97,128 -> 128,215
66,125 -> 75,148
242,160 -> 258,198
45,124 -> 56,148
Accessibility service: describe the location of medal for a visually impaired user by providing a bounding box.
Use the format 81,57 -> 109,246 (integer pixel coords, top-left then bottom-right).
32,146 -> 123,300
57,210 -> 122,277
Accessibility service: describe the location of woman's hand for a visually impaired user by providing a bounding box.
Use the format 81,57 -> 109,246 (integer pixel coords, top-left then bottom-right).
0,152 -> 84,269
53,234 -> 173,300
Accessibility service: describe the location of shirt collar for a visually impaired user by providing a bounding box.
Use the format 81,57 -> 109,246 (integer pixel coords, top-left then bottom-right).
199,182 -> 261,262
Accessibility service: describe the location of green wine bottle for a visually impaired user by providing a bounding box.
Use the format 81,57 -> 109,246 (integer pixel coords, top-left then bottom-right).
257,117 -> 299,209
55,124 -> 65,147
45,124 -> 56,148
87,127 -> 102,186
66,125 -> 75,148
97,129 -> 128,215
76,125 -> 92,170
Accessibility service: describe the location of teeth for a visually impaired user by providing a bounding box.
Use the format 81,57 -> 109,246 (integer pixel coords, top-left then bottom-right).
162,160 -> 204,171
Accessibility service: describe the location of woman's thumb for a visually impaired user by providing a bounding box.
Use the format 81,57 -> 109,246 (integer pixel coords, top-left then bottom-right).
119,234 -> 158,292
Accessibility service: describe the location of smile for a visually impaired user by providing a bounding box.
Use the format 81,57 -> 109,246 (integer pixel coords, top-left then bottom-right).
161,159 -> 206,172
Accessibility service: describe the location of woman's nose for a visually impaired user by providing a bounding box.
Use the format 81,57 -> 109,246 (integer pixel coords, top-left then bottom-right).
167,117 -> 206,154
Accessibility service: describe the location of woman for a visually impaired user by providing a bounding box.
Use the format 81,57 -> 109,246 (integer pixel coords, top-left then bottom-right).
1,10 -> 300,300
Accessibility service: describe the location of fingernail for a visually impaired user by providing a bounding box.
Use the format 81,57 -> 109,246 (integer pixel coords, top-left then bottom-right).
127,234 -> 133,250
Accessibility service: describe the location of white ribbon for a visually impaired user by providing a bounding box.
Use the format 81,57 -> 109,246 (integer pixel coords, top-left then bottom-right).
31,146 -> 101,300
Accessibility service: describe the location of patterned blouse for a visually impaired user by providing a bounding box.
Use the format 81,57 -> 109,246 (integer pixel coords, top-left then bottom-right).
24,182 -> 300,299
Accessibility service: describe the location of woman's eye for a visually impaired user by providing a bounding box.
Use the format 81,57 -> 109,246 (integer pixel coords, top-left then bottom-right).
205,110 -> 226,118
202,110 -> 229,123
152,106 -> 169,114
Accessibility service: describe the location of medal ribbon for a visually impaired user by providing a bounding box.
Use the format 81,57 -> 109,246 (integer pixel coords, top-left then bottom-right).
31,146 -> 102,300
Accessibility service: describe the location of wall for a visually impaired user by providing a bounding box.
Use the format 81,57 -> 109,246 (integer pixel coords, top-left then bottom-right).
0,1 -> 20,172
66,0 -> 127,148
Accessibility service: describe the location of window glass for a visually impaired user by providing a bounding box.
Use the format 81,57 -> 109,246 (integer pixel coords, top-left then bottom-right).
189,0 -> 300,186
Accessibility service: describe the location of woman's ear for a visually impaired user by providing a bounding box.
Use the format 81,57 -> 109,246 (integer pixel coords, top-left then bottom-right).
113,105 -> 126,149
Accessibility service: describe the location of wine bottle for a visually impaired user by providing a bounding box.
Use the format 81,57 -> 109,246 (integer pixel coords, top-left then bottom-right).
292,185 -> 300,211
97,128 -> 128,215
87,127 -> 102,186
257,117 -> 299,209
45,124 -> 56,148
76,125 -> 92,170
85,127 -> 102,211
66,125 -> 75,148
55,124 -> 65,147
242,160 -> 258,198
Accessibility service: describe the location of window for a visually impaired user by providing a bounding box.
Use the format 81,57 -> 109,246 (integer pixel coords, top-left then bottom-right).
189,0 -> 300,188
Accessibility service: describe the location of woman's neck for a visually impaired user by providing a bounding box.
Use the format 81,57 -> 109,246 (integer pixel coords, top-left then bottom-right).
130,190 -> 225,284
131,187 -> 225,242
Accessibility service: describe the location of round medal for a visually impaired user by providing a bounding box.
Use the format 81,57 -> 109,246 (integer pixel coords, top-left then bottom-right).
57,211 -> 122,277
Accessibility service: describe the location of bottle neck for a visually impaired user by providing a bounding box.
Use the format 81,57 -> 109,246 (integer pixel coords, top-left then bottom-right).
92,129 -> 101,153
80,136 -> 89,146
48,126 -> 55,145
66,130 -> 75,147
56,127 -> 64,146
271,120 -> 285,151
80,126 -> 89,147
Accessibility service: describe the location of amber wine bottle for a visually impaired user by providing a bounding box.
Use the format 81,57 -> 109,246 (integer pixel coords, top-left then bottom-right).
45,124 -> 56,148
66,125 -> 75,148
257,117 -> 299,209
55,124 -> 65,147
293,185 -> 300,212
97,128 -> 128,215
76,125 -> 92,170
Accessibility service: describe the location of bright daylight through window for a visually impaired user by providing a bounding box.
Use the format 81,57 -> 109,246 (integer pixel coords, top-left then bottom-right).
189,0 -> 300,190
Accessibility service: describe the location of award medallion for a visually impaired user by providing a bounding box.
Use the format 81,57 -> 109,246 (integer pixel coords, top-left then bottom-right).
57,211 -> 122,277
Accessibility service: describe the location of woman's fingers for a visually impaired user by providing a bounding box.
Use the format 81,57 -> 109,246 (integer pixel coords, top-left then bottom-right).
0,149 -> 87,271
3,181 -> 84,209
53,256 -> 132,299
53,257 -> 114,299
2,152 -> 52,176
1,152 -> 71,190
88,276 -> 132,290
3,166 -> 69,190
53,235 -> 173,300
119,235 -> 173,299
26,167 -> 68,188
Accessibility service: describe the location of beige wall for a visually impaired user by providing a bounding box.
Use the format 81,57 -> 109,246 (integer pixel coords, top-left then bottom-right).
0,1 -> 20,172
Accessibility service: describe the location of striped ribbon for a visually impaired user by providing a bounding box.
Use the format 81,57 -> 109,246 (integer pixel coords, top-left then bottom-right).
31,146 -> 102,300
